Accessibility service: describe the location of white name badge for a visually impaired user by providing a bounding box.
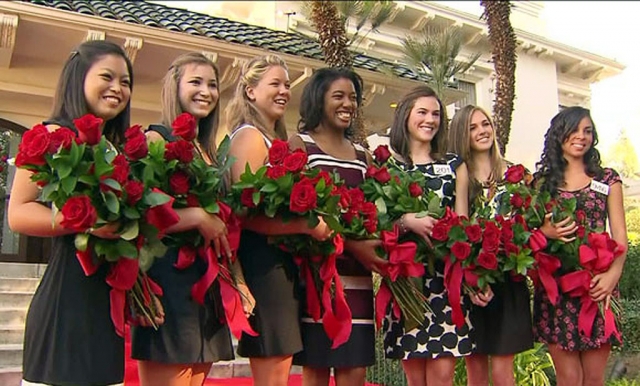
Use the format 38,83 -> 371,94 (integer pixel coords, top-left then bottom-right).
434,164 -> 452,176
590,180 -> 610,195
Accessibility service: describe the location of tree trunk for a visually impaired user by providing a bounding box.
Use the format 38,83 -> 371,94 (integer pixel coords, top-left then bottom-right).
481,1 -> 517,156
309,0 -> 368,147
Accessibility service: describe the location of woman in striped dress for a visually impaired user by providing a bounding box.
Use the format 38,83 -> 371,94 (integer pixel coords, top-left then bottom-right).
289,67 -> 387,386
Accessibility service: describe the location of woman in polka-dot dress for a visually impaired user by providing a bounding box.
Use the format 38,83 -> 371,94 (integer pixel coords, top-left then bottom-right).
382,86 -> 493,386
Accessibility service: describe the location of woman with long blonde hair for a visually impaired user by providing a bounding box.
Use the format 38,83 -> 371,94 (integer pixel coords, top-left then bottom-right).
448,105 -> 534,386
226,54 -> 332,386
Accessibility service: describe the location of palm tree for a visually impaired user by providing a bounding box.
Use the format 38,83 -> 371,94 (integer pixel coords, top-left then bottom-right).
306,0 -> 395,147
481,0 -> 517,155
400,26 -> 480,102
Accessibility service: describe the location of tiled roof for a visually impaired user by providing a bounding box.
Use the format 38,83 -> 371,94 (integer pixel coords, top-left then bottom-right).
19,0 -> 431,83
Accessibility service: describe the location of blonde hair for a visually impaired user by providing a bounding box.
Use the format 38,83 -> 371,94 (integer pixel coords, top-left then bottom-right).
161,52 -> 220,162
223,54 -> 288,140
448,105 -> 505,202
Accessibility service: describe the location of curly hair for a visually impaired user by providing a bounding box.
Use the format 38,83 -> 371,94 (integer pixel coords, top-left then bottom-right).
297,67 -> 363,138
534,106 -> 603,195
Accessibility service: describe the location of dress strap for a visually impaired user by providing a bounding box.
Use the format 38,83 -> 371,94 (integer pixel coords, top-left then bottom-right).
146,124 -> 175,142
230,124 -> 272,148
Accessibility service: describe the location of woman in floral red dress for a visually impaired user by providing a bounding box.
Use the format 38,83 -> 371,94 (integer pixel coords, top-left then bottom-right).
533,106 -> 628,385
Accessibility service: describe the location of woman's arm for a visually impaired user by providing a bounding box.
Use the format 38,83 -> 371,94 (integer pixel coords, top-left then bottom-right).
590,181 -> 628,303
454,162 -> 469,217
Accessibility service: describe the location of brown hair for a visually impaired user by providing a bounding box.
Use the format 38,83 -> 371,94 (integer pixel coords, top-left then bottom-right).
389,85 -> 448,166
161,52 -> 220,162
222,54 -> 288,140
448,105 -> 505,204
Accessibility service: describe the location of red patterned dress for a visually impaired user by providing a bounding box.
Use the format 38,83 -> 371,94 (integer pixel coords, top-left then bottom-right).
533,167 -> 623,350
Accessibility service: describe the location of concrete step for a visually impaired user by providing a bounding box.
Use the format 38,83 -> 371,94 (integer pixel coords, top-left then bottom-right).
0,367 -> 21,386
0,326 -> 24,345
0,263 -> 46,279
0,344 -> 22,367
0,292 -> 34,309
0,277 -> 40,292
0,308 -> 28,326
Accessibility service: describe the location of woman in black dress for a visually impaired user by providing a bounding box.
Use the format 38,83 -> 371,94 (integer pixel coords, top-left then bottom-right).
131,52 -> 250,386
225,54 -> 332,386
448,105 -> 534,386
289,67 -> 387,385
8,40 -> 133,386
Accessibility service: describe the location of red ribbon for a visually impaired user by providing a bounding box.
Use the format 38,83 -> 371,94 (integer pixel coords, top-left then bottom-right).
531,251 -> 561,305
558,270 -> 620,341
76,249 -> 99,276
175,202 -> 256,339
444,257 -> 465,328
144,188 -> 180,238
556,233 -> 624,341
319,234 -> 352,349
294,255 -> 322,322
374,228 -> 421,329
105,257 -> 139,337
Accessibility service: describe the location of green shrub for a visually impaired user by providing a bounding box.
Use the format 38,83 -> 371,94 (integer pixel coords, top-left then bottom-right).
366,332 -> 407,386
619,243 -> 640,300
607,379 -> 640,386
619,298 -> 640,354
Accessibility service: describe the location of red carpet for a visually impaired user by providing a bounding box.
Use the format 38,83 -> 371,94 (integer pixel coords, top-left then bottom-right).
124,326 -> 377,385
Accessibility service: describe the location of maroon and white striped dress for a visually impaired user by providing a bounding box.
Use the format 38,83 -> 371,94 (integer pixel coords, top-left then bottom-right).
292,133 -> 376,368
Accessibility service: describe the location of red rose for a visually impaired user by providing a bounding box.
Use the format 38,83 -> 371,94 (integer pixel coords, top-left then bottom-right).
283,150 -> 308,173
477,251 -> 498,270
510,193 -> 524,208
504,164 -> 525,184
343,209 -> 358,224
505,242 -> 520,256
60,195 -> 97,232
265,165 -> 287,179
15,124 -> 51,167
524,195 -> 532,209
169,171 -> 190,195
124,134 -> 149,160
347,188 -> 365,210
290,181 -> 317,213
464,224 -> 482,243
451,241 -> 471,261
373,145 -> 391,164
364,217 -> 378,233
48,127 -> 76,153
145,189 -> 180,235
110,154 -> 129,185
268,139 -> 290,165
73,114 -> 103,145
408,182 -> 423,197
544,199 -> 557,213
124,180 -> 144,205
576,210 -> 586,223
186,194 -> 200,207
125,125 -> 144,140
500,226 -> 514,243
241,188 -> 260,208
431,222 -> 450,241
165,140 -> 195,163
172,113 -> 197,141
332,186 -> 350,209
366,166 -> 391,184
313,170 -> 332,186
482,237 -> 499,253
576,225 -> 586,239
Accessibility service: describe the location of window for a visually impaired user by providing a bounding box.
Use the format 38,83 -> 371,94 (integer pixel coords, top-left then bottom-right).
0,118 -> 50,263
454,80 -> 477,111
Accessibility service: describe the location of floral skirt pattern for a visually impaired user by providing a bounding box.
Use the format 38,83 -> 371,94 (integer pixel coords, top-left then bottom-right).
533,288 -> 622,351
383,268 -> 474,360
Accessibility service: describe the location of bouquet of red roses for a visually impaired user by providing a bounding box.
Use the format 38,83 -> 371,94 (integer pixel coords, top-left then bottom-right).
557,231 -> 625,340
359,145 -> 442,330
127,113 -> 255,339
15,114 -> 180,336
230,139 -> 350,347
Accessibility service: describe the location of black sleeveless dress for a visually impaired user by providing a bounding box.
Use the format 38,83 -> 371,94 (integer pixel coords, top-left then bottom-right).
292,133 -> 375,368
230,125 -> 303,357
131,124 -> 234,364
22,120 -> 124,385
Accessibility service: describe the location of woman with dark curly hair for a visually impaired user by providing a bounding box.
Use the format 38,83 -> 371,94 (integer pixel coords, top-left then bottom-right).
533,106 -> 628,385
